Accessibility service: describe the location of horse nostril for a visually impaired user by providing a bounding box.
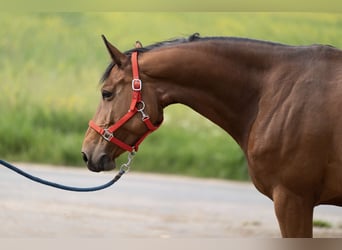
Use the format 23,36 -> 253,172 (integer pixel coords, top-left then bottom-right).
81,152 -> 88,163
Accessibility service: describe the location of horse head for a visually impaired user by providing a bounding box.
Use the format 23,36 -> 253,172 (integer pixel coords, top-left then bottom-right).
81,36 -> 163,172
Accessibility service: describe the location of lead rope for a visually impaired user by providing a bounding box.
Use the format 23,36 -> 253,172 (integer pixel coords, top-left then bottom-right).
0,152 -> 135,192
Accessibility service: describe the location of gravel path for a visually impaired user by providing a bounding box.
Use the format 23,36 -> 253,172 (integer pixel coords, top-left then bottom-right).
0,162 -> 341,238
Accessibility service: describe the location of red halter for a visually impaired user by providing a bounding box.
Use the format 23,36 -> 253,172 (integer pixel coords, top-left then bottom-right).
88,51 -> 162,152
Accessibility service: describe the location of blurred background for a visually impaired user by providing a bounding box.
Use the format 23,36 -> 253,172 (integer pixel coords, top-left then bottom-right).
1,12 -> 342,181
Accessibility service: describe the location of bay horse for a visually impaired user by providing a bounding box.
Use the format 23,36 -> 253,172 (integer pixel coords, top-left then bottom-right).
81,33 -> 342,237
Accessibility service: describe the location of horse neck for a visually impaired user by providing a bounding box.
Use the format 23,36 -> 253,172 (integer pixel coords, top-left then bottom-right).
140,41 -> 272,148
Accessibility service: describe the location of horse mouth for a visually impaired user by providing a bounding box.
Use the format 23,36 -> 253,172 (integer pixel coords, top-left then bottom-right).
82,152 -> 116,172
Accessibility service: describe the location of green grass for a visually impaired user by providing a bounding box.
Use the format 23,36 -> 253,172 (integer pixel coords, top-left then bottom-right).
313,220 -> 332,229
1,12 -> 342,180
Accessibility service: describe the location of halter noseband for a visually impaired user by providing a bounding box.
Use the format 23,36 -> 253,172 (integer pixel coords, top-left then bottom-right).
88,51 -> 162,152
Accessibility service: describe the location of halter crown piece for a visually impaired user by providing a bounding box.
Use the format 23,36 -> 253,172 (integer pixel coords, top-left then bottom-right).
88,51 -> 162,152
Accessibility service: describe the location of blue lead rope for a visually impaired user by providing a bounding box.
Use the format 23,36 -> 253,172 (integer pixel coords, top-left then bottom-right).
0,159 -> 126,192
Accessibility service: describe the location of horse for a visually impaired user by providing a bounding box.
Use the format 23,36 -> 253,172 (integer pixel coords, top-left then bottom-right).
81,33 -> 342,237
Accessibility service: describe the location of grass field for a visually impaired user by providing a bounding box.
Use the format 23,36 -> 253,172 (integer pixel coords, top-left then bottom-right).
1,12 -> 342,180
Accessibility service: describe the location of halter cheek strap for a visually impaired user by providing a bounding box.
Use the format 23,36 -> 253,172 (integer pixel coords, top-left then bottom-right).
88,51 -> 162,152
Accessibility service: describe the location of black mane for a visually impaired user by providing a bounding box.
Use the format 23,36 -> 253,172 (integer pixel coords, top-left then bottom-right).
100,33 -> 201,83
127,33 -> 202,54
100,33 -> 285,83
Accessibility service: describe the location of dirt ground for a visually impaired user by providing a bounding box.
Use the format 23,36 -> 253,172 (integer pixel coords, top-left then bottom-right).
0,163 -> 341,238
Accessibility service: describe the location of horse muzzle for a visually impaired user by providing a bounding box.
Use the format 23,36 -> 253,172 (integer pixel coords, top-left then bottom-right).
81,151 -> 116,172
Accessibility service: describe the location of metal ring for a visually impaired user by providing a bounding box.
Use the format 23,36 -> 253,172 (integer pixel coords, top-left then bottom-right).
136,101 -> 146,112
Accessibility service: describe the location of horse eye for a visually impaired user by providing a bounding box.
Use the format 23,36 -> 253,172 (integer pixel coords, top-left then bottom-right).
102,90 -> 113,100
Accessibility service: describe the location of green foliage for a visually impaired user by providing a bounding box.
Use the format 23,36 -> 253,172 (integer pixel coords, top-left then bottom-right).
131,105 -> 248,180
1,13 -> 342,180
313,220 -> 332,228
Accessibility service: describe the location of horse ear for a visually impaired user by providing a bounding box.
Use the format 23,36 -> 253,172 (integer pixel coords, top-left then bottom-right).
101,35 -> 127,67
135,41 -> 143,48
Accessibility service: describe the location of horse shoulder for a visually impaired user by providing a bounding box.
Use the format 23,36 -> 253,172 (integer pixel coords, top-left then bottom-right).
245,56 -> 342,199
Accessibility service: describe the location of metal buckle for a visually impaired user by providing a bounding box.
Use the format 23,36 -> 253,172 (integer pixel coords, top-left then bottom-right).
132,79 -> 142,91
102,129 -> 113,141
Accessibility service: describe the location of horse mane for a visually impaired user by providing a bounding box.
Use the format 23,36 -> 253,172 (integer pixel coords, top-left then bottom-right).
100,33 -> 286,83
126,33 -> 202,54
100,33 -> 201,83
